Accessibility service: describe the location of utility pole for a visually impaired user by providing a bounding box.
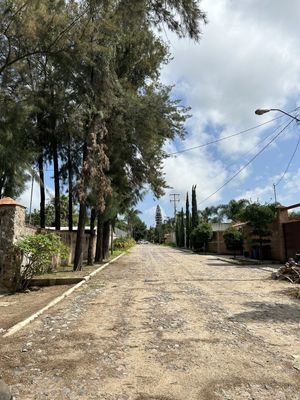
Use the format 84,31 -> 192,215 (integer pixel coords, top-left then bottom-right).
273,183 -> 277,204
170,193 -> 180,219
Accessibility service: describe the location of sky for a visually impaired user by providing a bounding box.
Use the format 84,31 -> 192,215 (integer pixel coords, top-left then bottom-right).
137,0 -> 300,226
19,0 -> 300,226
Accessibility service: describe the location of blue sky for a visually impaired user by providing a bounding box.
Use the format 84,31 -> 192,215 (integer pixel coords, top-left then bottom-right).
136,0 -> 300,226
19,0 -> 300,226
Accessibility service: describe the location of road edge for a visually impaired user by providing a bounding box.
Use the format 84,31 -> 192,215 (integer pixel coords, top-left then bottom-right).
2,253 -> 125,338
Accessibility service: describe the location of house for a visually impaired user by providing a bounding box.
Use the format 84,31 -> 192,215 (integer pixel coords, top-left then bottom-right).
207,223 -> 232,254
233,203 -> 300,262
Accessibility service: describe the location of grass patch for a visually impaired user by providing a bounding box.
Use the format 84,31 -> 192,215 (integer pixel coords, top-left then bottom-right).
108,249 -> 124,259
35,250 -> 126,279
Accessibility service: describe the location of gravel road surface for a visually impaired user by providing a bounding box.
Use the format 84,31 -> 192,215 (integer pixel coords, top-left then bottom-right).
0,245 -> 299,399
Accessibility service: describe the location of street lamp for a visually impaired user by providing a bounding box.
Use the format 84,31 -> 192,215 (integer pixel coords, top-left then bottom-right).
255,108 -> 300,122
255,107 -> 300,205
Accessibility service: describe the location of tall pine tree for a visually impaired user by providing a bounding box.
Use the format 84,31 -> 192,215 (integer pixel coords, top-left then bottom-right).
155,205 -> 163,227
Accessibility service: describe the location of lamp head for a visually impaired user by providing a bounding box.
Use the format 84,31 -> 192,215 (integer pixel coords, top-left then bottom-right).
255,109 -> 270,115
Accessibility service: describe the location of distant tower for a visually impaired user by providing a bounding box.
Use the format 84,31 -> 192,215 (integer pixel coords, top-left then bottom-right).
155,205 -> 162,227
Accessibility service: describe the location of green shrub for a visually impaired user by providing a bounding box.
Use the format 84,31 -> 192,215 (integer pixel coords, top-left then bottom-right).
190,223 -> 213,252
14,233 -> 69,290
223,227 -> 243,256
113,236 -> 136,250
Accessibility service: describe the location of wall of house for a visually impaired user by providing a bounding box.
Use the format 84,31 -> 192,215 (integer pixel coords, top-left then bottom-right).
282,220 -> 300,259
237,208 -> 288,262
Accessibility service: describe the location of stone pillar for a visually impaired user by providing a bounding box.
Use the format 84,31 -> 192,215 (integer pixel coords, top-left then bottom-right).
0,198 -> 26,291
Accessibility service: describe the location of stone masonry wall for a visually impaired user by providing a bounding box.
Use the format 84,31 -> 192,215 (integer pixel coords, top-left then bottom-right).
0,204 -> 26,290
0,202 -> 94,291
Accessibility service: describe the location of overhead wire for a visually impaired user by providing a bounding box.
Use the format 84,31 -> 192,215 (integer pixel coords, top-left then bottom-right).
167,106 -> 300,156
168,116 -> 281,156
197,118 -> 295,206
274,116 -> 300,187
224,118 -> 291,171
183,115 -> 292,170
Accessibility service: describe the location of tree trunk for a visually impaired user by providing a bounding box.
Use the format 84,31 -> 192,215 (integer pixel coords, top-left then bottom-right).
38,154 -> 45,228
67,142 -> 73,231
102,220 -> 110,260
110,219 -> 115,255
0,174 -> 5,197
73,139 -> 88,271
95,214 -> 103,263
73,201 -> 86,271
53,140 -> 61,230
87,208 -> 96,265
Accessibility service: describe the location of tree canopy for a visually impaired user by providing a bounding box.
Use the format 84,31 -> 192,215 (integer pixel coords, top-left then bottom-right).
0,0 -> 207,269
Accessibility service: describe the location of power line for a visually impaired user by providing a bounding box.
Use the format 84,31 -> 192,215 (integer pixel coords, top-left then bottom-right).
168,107 -> 300,156
274,128 -> 300,187
224,118 -> 291,171
185,116 -> 292,170
168,117 -> 281,156
198,119 -> 295,206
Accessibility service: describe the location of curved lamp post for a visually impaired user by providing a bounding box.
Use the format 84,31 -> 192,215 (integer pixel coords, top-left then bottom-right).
255,108 -> 300,204
255,108 -> 300,122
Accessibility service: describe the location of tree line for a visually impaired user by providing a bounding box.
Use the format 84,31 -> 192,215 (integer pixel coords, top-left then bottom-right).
0,0 -> 207,269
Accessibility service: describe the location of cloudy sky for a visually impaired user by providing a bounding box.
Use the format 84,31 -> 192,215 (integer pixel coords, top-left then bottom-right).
139,0 -> 300,226
19,0 -> 300,226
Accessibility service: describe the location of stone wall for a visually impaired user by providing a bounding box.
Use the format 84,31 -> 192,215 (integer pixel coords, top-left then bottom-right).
0,203 -> 26,290
0,198 -> 95,291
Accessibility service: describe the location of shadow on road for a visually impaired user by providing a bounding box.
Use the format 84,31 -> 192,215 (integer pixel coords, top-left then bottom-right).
233,301 -> 300,323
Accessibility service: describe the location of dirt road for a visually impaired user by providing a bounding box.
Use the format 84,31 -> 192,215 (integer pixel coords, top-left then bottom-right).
1,245 -> 300,399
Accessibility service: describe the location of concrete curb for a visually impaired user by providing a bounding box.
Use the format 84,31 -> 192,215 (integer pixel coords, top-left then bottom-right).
3,253 -> 125,338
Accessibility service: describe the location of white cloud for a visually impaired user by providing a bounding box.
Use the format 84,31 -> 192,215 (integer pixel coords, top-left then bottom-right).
162,139 -> 228,208
156,0 -> 300,212
161,0 -> 300,152
237,185 -> 274,204
237,168 -> 300,206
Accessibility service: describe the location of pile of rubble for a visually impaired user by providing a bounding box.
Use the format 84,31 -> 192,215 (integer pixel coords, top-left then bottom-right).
272,259 -> 300,284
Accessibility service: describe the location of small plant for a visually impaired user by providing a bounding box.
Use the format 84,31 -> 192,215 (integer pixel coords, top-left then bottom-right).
14,233 -> 69,290
113,236 -> 136,250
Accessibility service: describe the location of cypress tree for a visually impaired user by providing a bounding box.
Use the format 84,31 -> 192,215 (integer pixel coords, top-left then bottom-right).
155,205 -> 163,243
175,213 -> 180,246
179,208 -> 185,247
191,185 -> 199,229
186,192 -> 190,248
155,205 -> 163,227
